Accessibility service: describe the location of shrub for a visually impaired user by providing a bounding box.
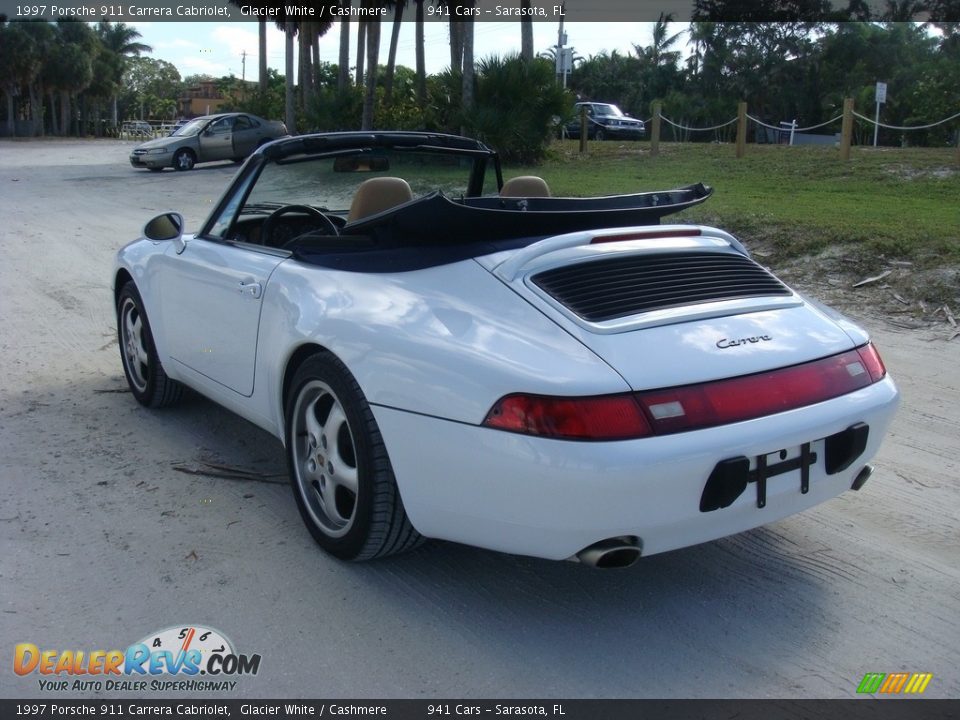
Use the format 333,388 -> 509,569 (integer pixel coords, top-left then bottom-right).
464,55 -> 573,164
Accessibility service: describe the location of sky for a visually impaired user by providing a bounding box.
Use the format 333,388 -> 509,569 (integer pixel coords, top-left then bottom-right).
128,20 -> 663,82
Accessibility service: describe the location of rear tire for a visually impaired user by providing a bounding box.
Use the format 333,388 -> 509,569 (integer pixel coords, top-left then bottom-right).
117,282 -> 183,408
285,352 -> 423,561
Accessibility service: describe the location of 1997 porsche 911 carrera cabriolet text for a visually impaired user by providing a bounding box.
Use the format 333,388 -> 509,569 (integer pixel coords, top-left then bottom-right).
114,132 -> 899,567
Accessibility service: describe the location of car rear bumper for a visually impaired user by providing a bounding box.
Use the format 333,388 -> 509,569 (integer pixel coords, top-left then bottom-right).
373,376 -> 898,561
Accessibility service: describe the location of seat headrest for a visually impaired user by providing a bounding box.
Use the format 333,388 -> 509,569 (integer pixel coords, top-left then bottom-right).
500,175 -> 552,198
348,177 -> 414,222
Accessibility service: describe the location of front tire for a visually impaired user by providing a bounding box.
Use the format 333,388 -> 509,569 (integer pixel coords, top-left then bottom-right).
594,128 -> 605,141
117,282 -> 183,408
285,352 -> 423,561
173,148 -> 195,171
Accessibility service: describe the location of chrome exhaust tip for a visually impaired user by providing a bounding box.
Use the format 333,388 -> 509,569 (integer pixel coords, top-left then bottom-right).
851,464 -> 873,491
574,536 -> 642,568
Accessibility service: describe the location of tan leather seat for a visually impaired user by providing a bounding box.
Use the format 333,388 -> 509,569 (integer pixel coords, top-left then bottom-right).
347,177 -> 414,222
500,176 -> 551,198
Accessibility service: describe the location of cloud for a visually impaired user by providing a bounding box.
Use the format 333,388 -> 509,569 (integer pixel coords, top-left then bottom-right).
211,25 -> 261,58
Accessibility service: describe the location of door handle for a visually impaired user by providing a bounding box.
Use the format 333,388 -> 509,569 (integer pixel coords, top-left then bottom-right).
239,281 -> 262,299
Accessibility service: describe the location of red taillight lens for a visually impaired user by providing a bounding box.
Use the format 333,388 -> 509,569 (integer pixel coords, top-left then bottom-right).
482,344 -> 888,441
483,393 -> 652,440
635,346 -> 881,435
856,342 -> 887,383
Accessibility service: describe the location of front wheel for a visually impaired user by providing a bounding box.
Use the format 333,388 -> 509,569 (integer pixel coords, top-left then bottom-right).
285,352 -> 423,561
173,148 -> 195,171
117,282 -> 183,408
594,128 -> 605,141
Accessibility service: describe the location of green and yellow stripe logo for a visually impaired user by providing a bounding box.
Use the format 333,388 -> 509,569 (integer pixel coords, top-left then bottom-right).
857,672 -> 933,694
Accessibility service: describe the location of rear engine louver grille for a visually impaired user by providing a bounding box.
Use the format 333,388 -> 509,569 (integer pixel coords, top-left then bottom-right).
531,251 -> 792,322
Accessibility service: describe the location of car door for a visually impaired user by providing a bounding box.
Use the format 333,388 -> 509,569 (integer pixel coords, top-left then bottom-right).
155,237 -> 285,397
231,115 -> 260,158
198,116 -> 235,161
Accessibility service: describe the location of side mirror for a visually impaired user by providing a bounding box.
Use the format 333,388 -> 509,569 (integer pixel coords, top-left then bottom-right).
144,212 -> 186,253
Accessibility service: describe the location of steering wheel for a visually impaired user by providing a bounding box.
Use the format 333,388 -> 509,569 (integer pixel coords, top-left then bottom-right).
261,204 -> 338,247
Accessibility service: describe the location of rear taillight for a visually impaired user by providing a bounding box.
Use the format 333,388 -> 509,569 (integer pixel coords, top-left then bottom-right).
856,342 -> 887,382
482,343 -> 888,441
483,393 -> 652,440
590,228 -> 701,244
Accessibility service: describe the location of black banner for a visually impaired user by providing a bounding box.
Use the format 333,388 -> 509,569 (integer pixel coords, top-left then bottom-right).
0,0 -> 915,24
1,700 -> 959,720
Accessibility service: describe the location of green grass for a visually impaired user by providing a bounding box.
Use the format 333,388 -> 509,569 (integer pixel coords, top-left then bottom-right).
507,141 -> 960,268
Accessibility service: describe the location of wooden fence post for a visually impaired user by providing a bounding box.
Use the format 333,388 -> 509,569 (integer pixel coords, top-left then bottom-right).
840,97 -> 854,161
650,102 -> 661,158
579,105 -> 587,154
735,101 -> 747,158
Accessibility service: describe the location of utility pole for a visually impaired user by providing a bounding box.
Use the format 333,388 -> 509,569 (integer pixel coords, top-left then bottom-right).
555,6 -> 567,87
241,50 -> 248,100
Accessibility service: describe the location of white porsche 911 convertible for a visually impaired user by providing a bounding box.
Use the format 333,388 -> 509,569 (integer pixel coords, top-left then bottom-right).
114,132 -> 899,567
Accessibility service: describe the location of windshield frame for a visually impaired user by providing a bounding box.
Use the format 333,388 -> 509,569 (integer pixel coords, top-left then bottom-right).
197,137 -> 501,243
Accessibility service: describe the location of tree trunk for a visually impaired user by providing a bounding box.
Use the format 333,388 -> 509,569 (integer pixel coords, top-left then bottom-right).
338,13 -> 351,91
312,28 -> 321,92
415,1 -> 426,111
285,23 -> 296,134
48,89 -> 58,136
460,10 -> 474,135
361,19 -> 380,130
31,83 -> 44,137
384,2 -> 404,105
299,25 -> 310,109
355,20 -> 366,87
4,90 -> 15,137
259,19 -> 268,93
60,90 -> 70,137
449,18 -> 463,74
520,3 -> 533,61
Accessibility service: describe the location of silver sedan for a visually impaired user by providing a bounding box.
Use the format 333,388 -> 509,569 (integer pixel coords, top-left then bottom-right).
129,113 -> 288,172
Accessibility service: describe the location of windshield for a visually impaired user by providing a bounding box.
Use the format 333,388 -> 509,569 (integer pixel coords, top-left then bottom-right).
241,149 -> 490,215
170,118 -> 209,137
593,104 -> 624,117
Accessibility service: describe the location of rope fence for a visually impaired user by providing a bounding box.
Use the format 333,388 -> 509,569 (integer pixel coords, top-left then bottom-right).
852,110 -> 960,132
632,99 -> 960,162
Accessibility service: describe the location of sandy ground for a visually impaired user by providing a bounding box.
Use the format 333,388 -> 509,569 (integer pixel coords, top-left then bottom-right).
1,139 -> 958,700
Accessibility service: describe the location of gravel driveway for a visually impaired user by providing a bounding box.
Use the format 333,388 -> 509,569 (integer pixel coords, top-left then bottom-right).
1,139 -> 958,699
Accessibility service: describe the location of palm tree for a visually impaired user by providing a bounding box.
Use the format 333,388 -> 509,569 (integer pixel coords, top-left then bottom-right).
96,21 -> 151,129
633,13 -> 683,68
881,0 -> 929,19
0,22 -> 43,137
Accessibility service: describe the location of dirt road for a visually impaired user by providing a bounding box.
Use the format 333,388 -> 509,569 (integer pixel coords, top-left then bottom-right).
1,139 -> 957,699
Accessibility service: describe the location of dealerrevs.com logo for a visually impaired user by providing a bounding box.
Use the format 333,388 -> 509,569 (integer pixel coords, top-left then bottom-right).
14,625 -> 261,692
